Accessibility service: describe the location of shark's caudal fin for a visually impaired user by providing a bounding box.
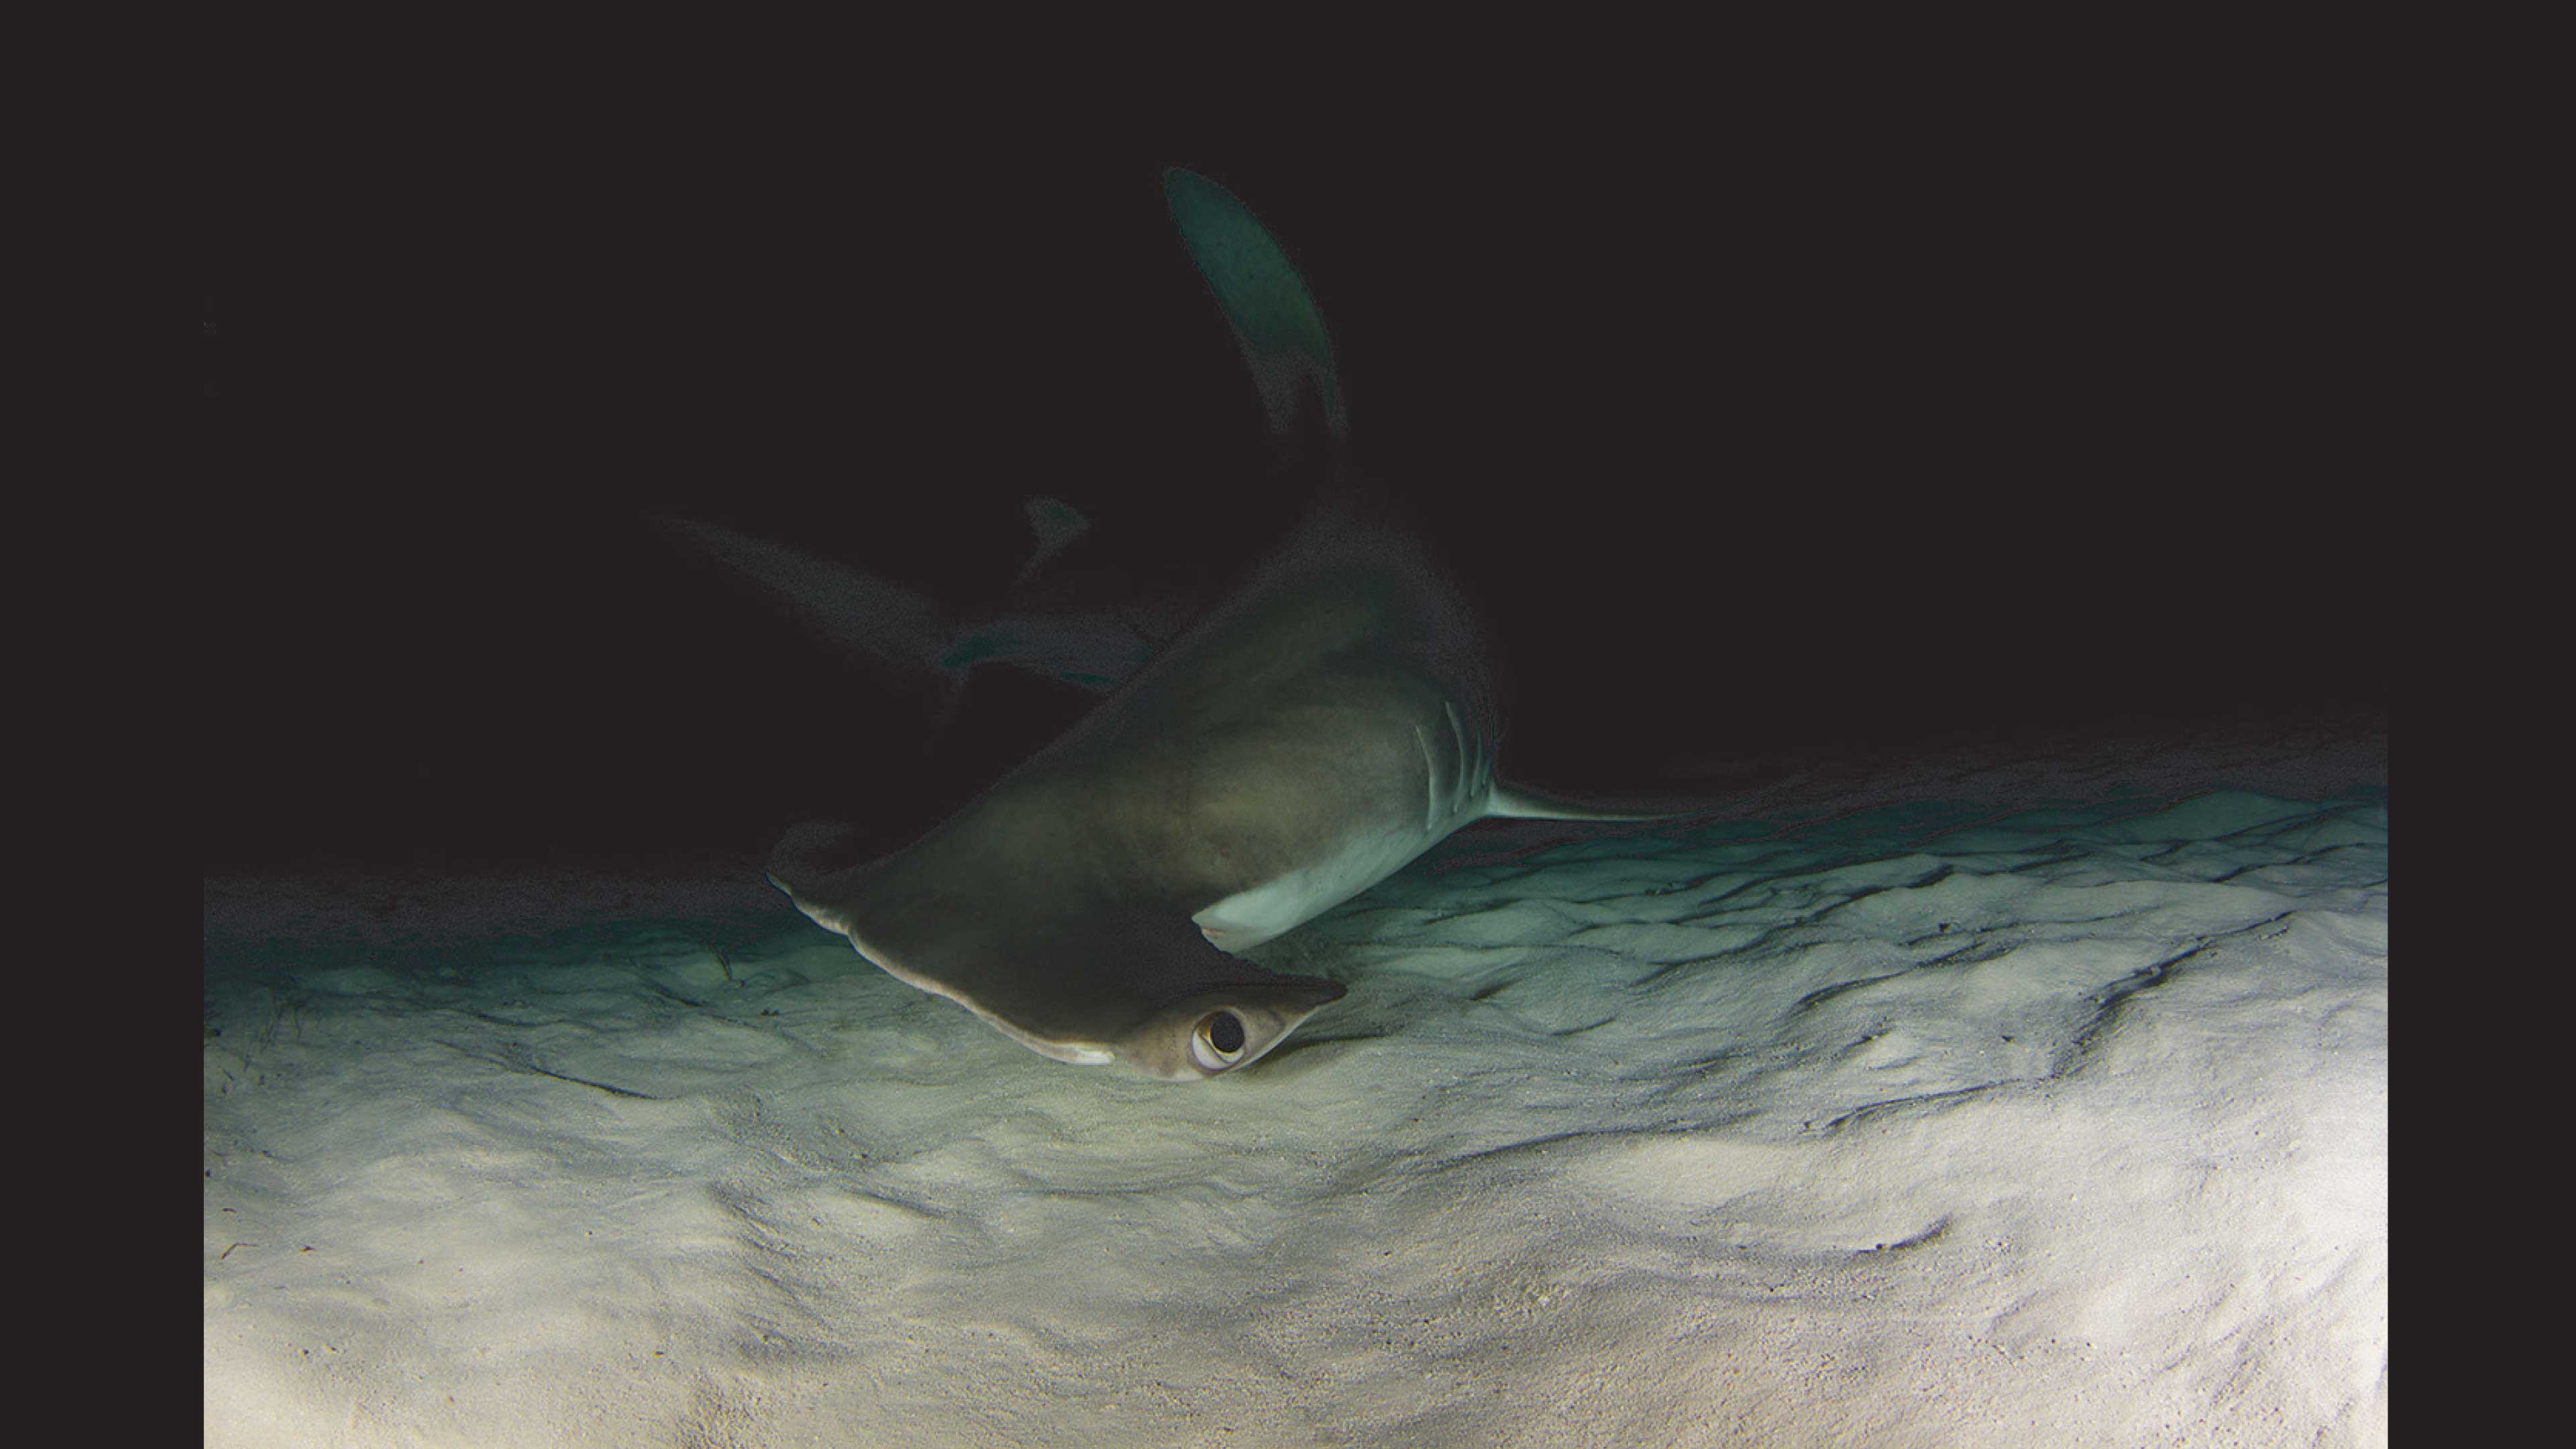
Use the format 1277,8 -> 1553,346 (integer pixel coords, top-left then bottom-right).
648,513 -> 955,676
1164,169 -> 1349,472
650,506 -> 1165,700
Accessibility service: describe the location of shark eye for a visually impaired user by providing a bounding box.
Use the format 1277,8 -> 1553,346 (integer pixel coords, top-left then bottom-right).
1190,1010 -> 1248,1071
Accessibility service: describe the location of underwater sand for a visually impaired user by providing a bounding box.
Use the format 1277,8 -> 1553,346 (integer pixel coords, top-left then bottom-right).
203,720 -> 2387,1447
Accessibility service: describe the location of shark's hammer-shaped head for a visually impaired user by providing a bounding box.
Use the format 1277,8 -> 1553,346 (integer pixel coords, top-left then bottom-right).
981,907 -> 1351,1083
771,849 -> 1348,1082
1112,976 -> 1350,1081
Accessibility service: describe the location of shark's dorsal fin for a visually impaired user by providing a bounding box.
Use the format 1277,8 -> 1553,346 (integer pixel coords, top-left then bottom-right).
1012,496 -> 1090,586
1163,168 -> 1348,455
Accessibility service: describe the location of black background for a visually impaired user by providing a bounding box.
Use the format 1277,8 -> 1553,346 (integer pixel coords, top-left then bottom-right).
202,102 -> 2387,873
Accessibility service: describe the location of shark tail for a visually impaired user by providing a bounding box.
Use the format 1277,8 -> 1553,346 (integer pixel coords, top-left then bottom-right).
649,513 -> 957,679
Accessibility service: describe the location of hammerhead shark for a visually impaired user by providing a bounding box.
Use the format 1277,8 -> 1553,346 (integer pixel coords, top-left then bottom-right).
763,169 -> 1661,1079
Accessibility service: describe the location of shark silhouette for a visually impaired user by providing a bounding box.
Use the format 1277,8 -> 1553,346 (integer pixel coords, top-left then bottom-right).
765,169 -> 1666,1079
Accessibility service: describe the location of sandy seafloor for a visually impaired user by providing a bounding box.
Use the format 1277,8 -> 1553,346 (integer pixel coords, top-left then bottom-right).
204,717 -> 2387,1448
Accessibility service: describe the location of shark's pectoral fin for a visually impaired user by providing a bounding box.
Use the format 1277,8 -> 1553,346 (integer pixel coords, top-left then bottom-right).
1485,782 -> 1688,822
